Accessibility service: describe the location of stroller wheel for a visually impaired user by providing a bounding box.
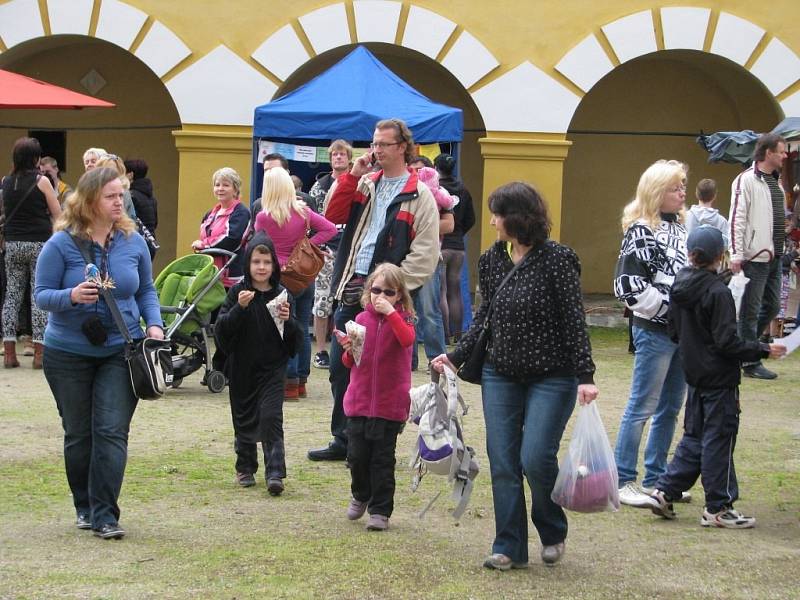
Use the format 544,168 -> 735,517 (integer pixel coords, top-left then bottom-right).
206,370 -> 227,393
170,377 -> 183,389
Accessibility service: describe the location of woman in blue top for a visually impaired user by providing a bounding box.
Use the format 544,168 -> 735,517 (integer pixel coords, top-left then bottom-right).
35,167 -> 163,540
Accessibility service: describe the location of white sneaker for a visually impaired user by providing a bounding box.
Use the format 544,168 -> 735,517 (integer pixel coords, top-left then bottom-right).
701,507 -> 755,529
642,486 -> 692,503
644,489 -> 676,519
618,482 -> 652,508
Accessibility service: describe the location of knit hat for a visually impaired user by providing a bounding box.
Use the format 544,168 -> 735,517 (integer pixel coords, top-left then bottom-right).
687,225 -> 724,263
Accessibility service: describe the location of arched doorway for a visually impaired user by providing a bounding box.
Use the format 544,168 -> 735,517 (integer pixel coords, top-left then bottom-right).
561,50 -> 782,293
276,42 -> 487,271
0,35 -> 181,271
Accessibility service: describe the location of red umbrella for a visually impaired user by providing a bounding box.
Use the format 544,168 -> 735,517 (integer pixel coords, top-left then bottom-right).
0,69 -> 115,109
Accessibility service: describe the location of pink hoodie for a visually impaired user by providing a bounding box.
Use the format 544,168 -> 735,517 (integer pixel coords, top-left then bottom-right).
342,304 -> 415,422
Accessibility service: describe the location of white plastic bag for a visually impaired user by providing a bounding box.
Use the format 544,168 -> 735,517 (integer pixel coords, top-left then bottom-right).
728,272 -> 749,320
344,320 -> 366,366
266,290 -> 288,339
551,402 -> 619,513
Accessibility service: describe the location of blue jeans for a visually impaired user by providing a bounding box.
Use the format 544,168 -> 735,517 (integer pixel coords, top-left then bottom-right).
287,283 -> 314,382
481,363 -> 577,562
413,260 -> 446,366
43,346 -> 138,528
614,326 -> 687,488
739,258 -> 781,366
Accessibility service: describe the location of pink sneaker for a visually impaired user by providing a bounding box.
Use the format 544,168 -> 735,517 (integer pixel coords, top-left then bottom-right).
346,498 -> 367,520
366,514 -> 389,531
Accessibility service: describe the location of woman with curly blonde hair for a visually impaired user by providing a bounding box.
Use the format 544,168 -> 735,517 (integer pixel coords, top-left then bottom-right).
35,166 -> 163,539
612,159 -> 690,509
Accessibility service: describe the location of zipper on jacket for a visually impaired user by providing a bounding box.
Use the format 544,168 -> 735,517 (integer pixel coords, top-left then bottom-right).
370,317 -> 384,416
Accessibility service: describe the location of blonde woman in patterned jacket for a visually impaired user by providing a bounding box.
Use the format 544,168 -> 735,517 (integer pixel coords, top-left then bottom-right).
612,159 -> 689,509
433,181 -> 598,571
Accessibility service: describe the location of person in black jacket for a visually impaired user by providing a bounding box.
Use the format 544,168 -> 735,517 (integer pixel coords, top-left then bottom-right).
434,154 -> 475,342
124,159 -> 157,235
214,231 -> 301,495
645,226 -> 785,529
433,182 -> 598,570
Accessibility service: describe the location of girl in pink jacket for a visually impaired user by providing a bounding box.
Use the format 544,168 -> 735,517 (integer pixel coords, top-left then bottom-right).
340,263 -> 415,531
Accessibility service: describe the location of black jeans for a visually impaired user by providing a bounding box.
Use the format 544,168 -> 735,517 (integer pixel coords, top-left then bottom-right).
234,367 -> 287,480
328,301 -> 363,447
347,417 -> 403,517
655,386 -> 740,513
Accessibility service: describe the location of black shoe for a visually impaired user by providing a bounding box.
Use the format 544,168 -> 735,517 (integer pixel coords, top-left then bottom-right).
236,472 -> 256,487
743,364 -> 777,380
313,351 -> 330,369
76,514 -> 92,530
267,477 -> 285,496
307,442 -> 347,461
93,523 -> 125,539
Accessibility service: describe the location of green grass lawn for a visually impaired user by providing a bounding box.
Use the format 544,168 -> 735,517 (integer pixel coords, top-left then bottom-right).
1,327 -> 798,599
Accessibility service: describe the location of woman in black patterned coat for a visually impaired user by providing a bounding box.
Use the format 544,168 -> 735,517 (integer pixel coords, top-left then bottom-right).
433,181 -> 598,571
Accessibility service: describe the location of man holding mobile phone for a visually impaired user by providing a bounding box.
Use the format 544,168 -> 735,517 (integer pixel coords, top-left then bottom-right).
308,118 -> 440,461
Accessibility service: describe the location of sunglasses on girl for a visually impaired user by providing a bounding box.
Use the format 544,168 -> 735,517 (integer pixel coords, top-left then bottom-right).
370,286 -> 398,297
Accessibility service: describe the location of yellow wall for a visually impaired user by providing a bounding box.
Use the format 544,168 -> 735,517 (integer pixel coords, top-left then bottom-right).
173,127 -> 253,255
562,51 -> 782,292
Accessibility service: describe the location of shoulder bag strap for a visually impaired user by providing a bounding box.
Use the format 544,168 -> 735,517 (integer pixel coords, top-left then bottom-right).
481,247 -> 533,329
2,175 -> 41,227
68,233 -> 134,344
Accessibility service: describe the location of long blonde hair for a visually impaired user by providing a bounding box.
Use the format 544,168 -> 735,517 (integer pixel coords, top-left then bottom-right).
621,160 -> 687,232
57,167 -> 135,238
360,263 -> 415,318
261,167 -> 306,226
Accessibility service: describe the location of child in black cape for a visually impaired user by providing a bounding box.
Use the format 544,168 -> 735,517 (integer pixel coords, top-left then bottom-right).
644,226 -> 786,528
215,231 -> 301,495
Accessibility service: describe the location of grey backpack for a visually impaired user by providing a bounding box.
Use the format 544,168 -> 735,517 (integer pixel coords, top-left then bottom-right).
408,367 -> 479,520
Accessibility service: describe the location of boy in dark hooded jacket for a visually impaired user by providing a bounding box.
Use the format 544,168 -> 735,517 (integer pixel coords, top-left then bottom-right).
645,226 -> 786,528
215,232 -> 301,496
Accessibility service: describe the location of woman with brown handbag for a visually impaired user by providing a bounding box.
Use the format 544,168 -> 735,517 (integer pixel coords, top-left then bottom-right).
254,166 -> 336,399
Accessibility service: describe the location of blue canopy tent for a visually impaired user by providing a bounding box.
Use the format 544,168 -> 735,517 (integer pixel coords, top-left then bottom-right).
251,45 -> 472,329
251,46 -> 463,203
253,45 -> 462,144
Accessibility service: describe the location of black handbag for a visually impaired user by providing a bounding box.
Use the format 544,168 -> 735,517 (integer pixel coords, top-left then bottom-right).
69,234 -> 172,399
457,249 -> 532,384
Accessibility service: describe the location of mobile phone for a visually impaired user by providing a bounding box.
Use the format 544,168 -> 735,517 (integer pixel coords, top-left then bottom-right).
368,151 -> 377,166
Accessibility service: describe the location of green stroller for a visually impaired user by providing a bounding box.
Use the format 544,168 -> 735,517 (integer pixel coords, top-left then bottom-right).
155,249 -> 236,393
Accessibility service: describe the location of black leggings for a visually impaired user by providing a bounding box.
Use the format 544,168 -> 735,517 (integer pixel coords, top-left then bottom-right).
440,249 -> 465,340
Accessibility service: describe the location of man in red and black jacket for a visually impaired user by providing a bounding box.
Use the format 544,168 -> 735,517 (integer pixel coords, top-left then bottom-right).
307,118 -> 440,461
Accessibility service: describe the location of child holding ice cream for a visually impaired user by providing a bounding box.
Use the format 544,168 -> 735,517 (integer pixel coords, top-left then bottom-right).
215,232 -> 301,496
339,263 -> 416,531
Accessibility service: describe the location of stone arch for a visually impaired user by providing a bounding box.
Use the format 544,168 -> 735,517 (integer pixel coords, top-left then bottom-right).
0,0 -> 190,268
554,8 -> 800,124
249,2 -> 499,115
560,47 -> 783,293
0,0 -> 192,81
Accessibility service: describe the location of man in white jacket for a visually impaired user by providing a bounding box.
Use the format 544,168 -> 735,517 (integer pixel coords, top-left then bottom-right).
728,133 -> 788,379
